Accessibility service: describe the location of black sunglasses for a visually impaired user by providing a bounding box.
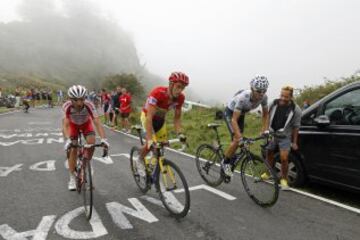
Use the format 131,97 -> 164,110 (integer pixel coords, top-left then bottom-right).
71,97 -> 85,101
254,89 -> 266,94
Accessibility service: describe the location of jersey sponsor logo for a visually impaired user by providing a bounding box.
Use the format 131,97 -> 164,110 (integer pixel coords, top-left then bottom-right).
147,96 -> 158,106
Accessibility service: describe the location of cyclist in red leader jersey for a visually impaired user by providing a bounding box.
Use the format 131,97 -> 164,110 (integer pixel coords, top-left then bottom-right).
140,72 -> 189,160
62,85 -> 109,190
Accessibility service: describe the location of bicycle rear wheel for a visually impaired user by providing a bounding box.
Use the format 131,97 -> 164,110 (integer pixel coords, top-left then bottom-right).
195,144 -> 224,187
240,153 -> 279,207
82,160 -> 93,220
156,159 -> 190,218
130,146 -> 150,193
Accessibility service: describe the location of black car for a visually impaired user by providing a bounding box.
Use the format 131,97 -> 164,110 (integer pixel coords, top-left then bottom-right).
282,81 -> 360,192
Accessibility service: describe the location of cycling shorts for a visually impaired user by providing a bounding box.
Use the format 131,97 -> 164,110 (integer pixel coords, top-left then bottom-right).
224,107 -> 245,140
69,119 -> 95,140
140,111 -> 167,142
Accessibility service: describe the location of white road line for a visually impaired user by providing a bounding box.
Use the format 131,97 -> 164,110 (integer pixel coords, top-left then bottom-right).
288,188 -> 360,214
105,124 -> 360,215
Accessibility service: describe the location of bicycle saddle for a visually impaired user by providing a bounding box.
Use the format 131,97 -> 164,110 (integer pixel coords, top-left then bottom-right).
131,125 -> 142,131
207,123 -> 221,128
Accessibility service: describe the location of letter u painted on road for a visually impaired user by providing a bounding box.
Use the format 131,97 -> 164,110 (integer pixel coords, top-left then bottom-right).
106,199 -> 159,229
55,207 -> 108,239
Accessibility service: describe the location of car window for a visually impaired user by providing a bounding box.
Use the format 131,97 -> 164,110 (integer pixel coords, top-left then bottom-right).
324,88 -> 360,125
301,108 -> 317,125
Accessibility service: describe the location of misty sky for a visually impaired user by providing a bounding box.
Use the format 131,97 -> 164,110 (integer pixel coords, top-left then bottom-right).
1,0 -> 360,103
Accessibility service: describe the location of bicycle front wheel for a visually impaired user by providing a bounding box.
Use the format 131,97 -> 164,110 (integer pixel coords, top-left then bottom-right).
156,159 -> 190,218
130,146 -> 150,193
82,160 -> 93,220
195,144 -> 224,187
240,153 -> 279,207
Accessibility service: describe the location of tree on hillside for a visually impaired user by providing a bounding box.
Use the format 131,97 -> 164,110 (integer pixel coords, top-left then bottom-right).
295,74 -> 360,106
102,73 -> 145,100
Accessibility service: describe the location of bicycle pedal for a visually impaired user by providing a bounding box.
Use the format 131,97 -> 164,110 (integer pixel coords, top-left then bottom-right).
166,186 -> 177,191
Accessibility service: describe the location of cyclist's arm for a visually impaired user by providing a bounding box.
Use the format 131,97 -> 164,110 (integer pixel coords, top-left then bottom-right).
231,110 -> 242,141
261,106 -> 269,132
174,108 -> 182,134
62,117 -> 70,139
145,105 -> 157,142
93,117 -> 106,139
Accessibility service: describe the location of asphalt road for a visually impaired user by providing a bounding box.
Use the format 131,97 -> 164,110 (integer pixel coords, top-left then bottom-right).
0,108 -> 359,240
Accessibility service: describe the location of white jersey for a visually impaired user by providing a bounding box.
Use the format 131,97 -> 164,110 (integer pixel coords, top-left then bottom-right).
227,89 -> 268,112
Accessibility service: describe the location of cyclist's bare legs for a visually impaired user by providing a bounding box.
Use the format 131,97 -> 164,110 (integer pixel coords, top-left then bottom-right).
140,144 -> 151,162
68,140 -> 78,173
67,134 -> 95,173
84,134 -> 95,160
224,135 -> 241,161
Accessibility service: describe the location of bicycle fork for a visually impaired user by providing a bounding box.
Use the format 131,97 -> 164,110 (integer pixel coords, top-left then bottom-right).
158,158 -> 177,191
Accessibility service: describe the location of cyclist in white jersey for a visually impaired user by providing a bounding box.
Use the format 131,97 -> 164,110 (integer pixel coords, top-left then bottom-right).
222,76 -> 269,177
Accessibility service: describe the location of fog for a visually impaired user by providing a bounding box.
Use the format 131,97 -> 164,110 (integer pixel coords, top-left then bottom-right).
0,0 -> 164,91
1,0 -> 360,104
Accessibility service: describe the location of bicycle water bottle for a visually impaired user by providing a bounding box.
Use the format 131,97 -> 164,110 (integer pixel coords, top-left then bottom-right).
145,155 -> 152,172
151,157 -> 157,167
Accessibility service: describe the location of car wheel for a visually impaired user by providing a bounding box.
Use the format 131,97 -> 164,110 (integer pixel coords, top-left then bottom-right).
274,152 -> 306,187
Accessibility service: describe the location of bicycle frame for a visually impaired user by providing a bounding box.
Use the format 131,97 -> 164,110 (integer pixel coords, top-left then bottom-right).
209,126 -> 266,170
132,126 -> 183,190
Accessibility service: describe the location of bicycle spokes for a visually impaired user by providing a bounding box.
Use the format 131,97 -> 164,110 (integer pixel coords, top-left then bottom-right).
156,160 -> 190,218
241,155 -> 279,207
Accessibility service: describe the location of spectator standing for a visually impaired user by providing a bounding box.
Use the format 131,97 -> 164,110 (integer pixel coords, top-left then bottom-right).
57,89 -> 64,105
263,86 -> 302,190
14,87 -> 21,108
111,86 -> 122,128
119,88 -> 132,133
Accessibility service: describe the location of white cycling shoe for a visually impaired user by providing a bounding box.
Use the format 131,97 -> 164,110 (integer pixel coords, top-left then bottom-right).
68,174 -> 76,191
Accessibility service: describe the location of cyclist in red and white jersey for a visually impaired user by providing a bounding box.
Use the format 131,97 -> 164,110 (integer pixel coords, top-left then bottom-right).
62,85 -> 109,190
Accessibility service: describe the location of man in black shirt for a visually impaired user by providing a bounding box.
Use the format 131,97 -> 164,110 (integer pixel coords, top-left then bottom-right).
111,86 -> 122,128
263,86 -> 302,190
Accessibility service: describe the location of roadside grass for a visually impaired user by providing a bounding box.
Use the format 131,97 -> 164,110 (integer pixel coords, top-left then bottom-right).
0,107 -> 11,113
103,107 -> 265,157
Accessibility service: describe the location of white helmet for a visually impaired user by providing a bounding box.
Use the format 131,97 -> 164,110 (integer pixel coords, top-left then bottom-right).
67,85 -> 87,98
250,75 -> 269,91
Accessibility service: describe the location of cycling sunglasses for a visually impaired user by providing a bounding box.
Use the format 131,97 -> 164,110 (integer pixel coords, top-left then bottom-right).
254,89 -> 266,94
71,97 -> 85,102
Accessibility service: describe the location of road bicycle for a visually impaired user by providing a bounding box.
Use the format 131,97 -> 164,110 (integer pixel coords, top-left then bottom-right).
129,125 -> 190,218
67,132 -> 108,220
195,123 -> 279,207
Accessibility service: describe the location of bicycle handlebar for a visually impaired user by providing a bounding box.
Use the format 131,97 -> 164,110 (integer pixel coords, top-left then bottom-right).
152,138 -> 187,152
68,143 -> 109,157
241,131 -> 286,146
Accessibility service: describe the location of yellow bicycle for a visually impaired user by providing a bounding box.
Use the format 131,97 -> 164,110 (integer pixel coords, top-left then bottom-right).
129,126 -> 190,218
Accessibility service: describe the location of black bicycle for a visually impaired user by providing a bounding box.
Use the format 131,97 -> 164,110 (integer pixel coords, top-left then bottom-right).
129,125 -> 190,218
195,123 -> 279,207
67,133 -> 108,220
